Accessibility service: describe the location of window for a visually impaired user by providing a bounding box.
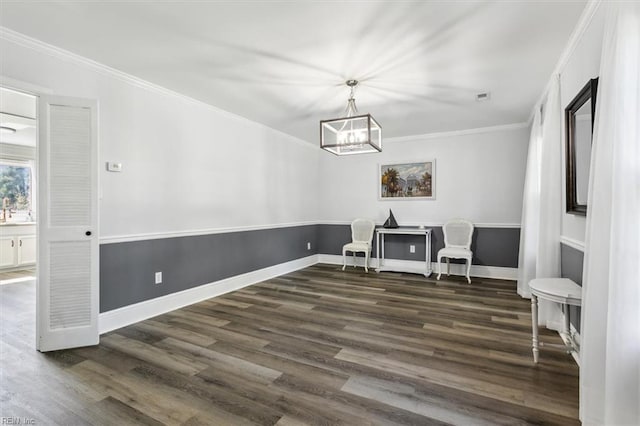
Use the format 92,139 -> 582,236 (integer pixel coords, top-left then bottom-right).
0,160 -> 33,213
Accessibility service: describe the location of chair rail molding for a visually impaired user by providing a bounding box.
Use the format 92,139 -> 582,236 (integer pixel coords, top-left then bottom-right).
560,236 -> 586,252
319,221 -> 521,228
99,221 -> 319,244
101,221 -> 522,245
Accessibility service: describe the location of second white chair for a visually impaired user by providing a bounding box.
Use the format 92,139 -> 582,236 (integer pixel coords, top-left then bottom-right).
342,219 -> 376,272
437,219 -> 474,284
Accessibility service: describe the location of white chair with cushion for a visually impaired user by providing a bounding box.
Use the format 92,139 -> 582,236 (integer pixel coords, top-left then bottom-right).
437,219 -> 474,284
342,219 -> 376,273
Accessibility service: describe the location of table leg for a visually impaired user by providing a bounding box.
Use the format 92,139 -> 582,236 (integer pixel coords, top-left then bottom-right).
381,234 -> 385,268
428,232 -> 432,268
563,303 -> 571,352
531,294 -> 539,363
424,233 -> 428,276
376,232 -> 380,271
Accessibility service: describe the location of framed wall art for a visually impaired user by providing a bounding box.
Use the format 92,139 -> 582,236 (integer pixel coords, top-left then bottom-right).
379,160 -> 435,200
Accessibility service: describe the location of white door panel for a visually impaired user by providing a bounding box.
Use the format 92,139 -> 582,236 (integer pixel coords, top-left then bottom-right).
37,95 -> 98,352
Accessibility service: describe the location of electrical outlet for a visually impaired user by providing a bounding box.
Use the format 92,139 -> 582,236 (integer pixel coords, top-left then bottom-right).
307,242 -> 311,250
155,271 -> 162,284
409,245 -> 416,253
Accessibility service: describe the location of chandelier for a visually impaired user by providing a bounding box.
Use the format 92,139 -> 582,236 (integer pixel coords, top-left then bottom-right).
320,80 -> 381,155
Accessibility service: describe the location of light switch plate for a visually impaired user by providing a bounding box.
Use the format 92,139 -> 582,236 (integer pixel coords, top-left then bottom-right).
106,162 -> 122,172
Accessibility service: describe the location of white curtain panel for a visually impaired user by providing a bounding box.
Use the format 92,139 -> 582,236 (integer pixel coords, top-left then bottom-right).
517,108 -> 541,298
580,2 -> 640,425
517,77 -> 563,329
536,76 -> 563,328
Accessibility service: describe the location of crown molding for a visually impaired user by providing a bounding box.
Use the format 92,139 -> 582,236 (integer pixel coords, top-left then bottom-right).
528,0 -> 602,124
385,122 -> 529,143
0,26 -> 316,150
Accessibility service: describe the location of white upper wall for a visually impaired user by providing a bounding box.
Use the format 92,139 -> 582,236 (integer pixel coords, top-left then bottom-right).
1,30 -> 533,237
559,5 -> 604,244
0,37 -> 320,238
319,125 -> 529,226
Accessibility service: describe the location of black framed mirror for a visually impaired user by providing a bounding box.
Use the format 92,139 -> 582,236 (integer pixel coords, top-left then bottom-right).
565,77 -> 598,215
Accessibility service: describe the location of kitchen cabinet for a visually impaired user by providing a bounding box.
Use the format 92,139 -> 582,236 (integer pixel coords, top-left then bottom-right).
0,236 -> 16,268
17,235 -> 36,265
0,224 -> 36,269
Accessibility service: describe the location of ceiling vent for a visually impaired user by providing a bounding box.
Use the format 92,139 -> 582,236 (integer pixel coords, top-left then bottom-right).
476,92 -> 491,102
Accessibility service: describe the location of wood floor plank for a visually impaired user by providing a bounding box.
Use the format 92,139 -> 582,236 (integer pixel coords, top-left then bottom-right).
162,308 -> 231,327
68,360 -> 198,425
335,347 -> 527,406
101,334 -> 209,375
1,264 -> 579,425
342,375 -> 509,426
131,362 -> 282,425
81,396 -> 166,426
211,340 -> 351,391
134,319 -> 217,346
156,337 -> 283,384
270,373 -> 446,426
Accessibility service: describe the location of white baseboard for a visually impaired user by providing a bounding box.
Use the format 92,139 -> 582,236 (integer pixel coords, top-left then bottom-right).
317,254 -> 517,280
98,254 -> 318,334
537,305 -> 581,366
565,323 -> 581,366
318,255 -> 430,275
547,320 -> 581,366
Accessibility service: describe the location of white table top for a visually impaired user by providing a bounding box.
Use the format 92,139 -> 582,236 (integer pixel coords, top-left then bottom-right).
529,278 -> 582,306
376,227 -> 431,235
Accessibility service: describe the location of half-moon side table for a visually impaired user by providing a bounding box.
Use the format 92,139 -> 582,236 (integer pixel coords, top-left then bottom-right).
529,278 -> 582,363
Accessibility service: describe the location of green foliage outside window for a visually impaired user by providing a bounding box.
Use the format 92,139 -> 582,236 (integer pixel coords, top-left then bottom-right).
0,163 -> 32,211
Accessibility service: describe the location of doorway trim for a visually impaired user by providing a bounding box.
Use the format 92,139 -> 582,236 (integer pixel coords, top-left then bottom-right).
1,75 -> 101,351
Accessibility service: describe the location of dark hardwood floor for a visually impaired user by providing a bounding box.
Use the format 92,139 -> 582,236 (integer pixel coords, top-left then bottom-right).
0,264 -> 579,425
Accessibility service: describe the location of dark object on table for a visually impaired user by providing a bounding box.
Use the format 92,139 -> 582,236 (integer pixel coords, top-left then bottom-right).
383,209 -> 399,228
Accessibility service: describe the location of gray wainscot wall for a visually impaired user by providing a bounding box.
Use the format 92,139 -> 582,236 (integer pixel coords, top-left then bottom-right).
101,224 -> 521,313
100,225 -> 318,312
318,224 -> 520,268
560,242 -> 584,332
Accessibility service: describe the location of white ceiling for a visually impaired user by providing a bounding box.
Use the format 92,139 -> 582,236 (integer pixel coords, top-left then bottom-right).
0,87 -> 36,147
0,1 -> 587,143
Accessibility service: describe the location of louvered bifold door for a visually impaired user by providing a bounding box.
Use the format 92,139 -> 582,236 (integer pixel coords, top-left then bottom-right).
37,96 -> 99,352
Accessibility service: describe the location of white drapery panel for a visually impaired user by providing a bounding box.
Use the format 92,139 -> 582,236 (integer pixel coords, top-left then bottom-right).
580,2 -> 640,425
517,77 -> 563,328
536,77 -> 563,327
517,108 -> 542,298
